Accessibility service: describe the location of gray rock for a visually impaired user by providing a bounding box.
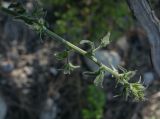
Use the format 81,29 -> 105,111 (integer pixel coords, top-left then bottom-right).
40,98 -> 58,119
0,95 -> 7,119
23,66 -> 33,76
143,72 -> 154,87
49,67 -> 58,76
0,61 -> 14,73
1,1 -> 10,8
116,36 -> 129,53
84,50 -> 121,75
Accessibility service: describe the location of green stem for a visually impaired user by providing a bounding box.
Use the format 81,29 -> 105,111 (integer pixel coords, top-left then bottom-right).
44,28 -> 86,55
0,5 -> 146,101
44,28 -> 120,79
0,6 -> 120,79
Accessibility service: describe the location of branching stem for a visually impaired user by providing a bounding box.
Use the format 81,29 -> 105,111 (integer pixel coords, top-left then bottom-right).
0,6 -> 120,78
45,27 -> 120,78
0,6 -> 145,101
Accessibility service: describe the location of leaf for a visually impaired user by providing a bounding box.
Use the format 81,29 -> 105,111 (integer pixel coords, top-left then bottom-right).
123,85 -> 130,100
80,40 -> 95,53
83,70 -> 99,76
125,71 -> 137,80
32,7 -> 45,19
63,64 -> 71,74
54,51 -> 68,60
63,62 -> 80,74
33,19 -> 45,32
94,71 -> 105,88
111,64 -> 118,72
129,83 -> 145,101
100,32 -> 111,47
120,70 -> 137,81
118,65 -> 127,72
69,62 -> 80,69
80,40 -> 94,46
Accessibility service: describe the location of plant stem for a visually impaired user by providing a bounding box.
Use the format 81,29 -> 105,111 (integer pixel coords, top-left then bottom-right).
0,6 -> 120,79
0,6 -> 146,101
44,28 -> 86,55
45,28 -> 120,79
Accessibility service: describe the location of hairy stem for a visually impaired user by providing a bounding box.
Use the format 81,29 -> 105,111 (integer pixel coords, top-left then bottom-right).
45,28 -> 120,78
0,6 -> 120,79
0,6 -> 146,101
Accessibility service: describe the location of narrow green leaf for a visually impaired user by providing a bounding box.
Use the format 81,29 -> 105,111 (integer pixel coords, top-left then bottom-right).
130,83 -> 145,101
83,70 -> 99,76
80,40 -> 93,45
63,63 -> 71,74
54,51 -> 68,60
94,71 -> 105,88
63,62 -> 80,74
32,7 -> 45,19
118,65 -> 127,72
80,40 -> 95,53
100,32 -> 111,47
69,62 -> 80,69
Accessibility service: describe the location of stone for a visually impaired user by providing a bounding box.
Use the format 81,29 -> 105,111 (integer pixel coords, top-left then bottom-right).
116,36 -> 129,53
49,67 -> 58,76
84,50 -> 121,75
0,61 -> 14,73
0,95 -> 7,119
143,72 -> 154,87
40,98 -> 58,119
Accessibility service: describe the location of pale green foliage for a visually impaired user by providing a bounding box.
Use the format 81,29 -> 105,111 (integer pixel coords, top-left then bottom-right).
118,69 -> 145,101
55,50 -> 80,74
63,62 -> 80,74
54,51 -> 69,60
122,82 -> 145,101
100,32 -> 111,47
84,66 -> 106,88
94,70 -> 105,88
129,83 -> 145,101
80,40 -> 95,54
0,2 -> 146,101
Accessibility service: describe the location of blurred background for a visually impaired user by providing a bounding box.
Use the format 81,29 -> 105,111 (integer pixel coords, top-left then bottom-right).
0,0 -> 160,119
